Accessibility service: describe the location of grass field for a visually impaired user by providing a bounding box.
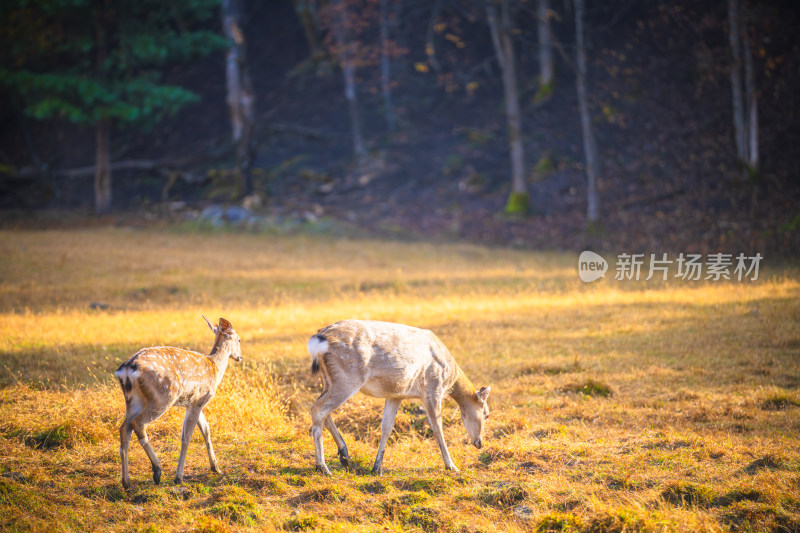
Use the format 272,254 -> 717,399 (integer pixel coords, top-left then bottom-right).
0,227 -> 799,532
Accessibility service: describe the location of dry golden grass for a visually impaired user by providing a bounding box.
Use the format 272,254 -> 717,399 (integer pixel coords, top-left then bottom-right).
0,227 -> 799,532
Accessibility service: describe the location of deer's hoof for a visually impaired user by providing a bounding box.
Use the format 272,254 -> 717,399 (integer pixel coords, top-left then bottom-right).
174,476 -> 184,485
152,467 -> 162,485
446,465 -> 460,473
121,479 -> 130,490
315,464 -> 332,476
370,466 -> 384,476
211,466 -> 223,474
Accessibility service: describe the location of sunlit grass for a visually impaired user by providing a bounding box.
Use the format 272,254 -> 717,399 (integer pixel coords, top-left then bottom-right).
0,227 -> 798,531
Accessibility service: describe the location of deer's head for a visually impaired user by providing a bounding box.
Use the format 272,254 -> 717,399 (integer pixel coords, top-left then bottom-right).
204,315 -> 243,362
462,386 -> 491,449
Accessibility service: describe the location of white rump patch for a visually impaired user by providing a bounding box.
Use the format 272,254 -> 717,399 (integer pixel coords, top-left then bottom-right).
307,336 -> 329,358
114,366 -> 140,381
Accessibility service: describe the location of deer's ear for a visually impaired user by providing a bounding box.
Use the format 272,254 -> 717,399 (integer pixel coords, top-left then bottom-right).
202,314 -> 219,335
218,317 -> 233,334
477,386 -> 491,403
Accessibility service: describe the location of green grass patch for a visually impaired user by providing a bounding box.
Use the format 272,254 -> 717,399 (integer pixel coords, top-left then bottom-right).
207,485 -> 261,526
292,486 -> 347,504
660,482 -> 716,507
382,492 -> 450,532
284,514 -> 319,531
393,476 -> 453,495
360,480 -> 391,494
742,455 -> 783,474
478,481 -> 529,508
584,508 -> 650,532
761,392 -> 800,410
561,379 -> 613,397
14,419 -> 105,449
536,511 -> 583,532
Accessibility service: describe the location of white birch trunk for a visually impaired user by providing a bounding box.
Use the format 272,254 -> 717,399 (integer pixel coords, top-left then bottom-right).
538,0 -> 554,87
379,0 -> 395,132
94,118 -> 111,215
94,19 -> 111,215
742,19 -> 758,171
332,0 -> 366,161
574,0 -> 599,223
728,0 -> 747,162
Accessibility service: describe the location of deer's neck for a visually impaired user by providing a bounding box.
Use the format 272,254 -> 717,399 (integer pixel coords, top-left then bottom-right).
209,342 -> 231,386
448,366 -> 476,409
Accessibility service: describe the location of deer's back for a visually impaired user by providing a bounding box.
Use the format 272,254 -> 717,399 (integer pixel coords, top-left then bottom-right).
317,320 -> 457,397
116,346 -> 217,407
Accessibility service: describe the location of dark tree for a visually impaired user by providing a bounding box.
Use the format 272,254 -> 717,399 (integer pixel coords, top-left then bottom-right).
487,0 -> 528,215
0,0 -> 225,214
222,0 -> 256,197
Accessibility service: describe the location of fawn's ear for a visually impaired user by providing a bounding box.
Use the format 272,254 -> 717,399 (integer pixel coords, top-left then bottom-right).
218,317 -> 233,334
202,314 -> 219,335
477,386 -> 491,403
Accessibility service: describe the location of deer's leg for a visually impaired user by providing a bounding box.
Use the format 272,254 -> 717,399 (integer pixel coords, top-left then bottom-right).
311,386 -> 358,475
423,397 -> 459,473
131,418 -> 162,485
175,406 -> 201,484
196,410 -> 221,474
131,399 -> 174,485
119,417 -> 134,490
372,398 -> 401,475
324,415 -> 350,467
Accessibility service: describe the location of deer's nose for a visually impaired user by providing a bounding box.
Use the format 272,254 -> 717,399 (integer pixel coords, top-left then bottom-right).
474,439 -> 482,449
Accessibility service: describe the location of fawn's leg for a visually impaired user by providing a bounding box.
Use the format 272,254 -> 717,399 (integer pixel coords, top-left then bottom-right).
131,418 -> 162,485
175,406 -> 202,484
119,417 -> 134,490
196,410 -> 221,473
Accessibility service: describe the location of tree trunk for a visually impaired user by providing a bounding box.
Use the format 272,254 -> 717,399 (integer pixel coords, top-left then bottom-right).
488,0 -> 527,215
379,0 -> 395,132
425,0 -> 444,72
222,0 -> 256,197
293,0 -> 323,58
537,0 -> 554,88
94,118 -> 111,215
94,16 -> 111,215
332,0 -> 366,162
574,0 -> 599,224
728,0 -> 747,162
741,17 -> 758,172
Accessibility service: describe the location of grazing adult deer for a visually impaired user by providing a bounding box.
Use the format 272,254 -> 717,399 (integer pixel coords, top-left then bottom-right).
308,319 -> 491,475
115,316 -> 242,489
